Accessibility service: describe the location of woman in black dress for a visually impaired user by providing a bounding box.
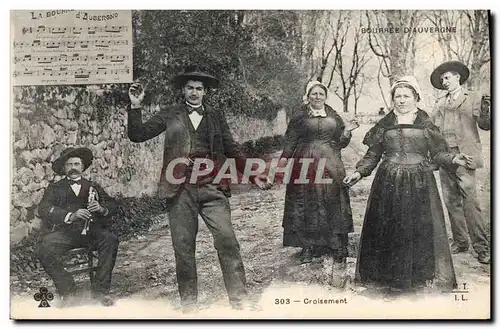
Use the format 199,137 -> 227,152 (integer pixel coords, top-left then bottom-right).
344,76 -> 470,293
280,81 -> 358,264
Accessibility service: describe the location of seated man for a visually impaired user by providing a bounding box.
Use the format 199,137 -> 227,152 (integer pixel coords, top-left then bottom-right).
36,147 -> 119,307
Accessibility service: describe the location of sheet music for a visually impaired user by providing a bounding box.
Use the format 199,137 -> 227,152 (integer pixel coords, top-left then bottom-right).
11,10 -> 133,86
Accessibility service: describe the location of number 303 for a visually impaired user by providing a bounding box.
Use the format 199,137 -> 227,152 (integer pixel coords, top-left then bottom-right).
275,298 -> 290,305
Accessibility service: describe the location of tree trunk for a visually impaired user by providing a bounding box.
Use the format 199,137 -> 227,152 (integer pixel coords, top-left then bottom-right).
343,99 -> 349,113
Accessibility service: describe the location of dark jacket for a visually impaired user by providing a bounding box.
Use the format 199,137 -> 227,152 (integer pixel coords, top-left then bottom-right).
356,109 -> 458,177
127,103 -> 249,199
38,178 -> 117,233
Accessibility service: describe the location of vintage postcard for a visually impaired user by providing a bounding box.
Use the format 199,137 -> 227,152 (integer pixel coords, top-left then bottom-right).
9,9 -> 491,320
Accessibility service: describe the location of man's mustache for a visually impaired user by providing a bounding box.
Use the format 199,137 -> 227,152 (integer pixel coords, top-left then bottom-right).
68,169 -> 80,175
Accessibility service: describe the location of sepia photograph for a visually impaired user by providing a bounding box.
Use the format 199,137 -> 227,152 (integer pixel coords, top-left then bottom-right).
8,8 -> 492,320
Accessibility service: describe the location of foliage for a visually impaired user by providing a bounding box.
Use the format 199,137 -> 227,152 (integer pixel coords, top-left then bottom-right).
132,10 -> 303,119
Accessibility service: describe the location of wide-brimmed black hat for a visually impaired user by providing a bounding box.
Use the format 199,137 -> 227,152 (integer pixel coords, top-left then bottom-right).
172,65 -> 220,89
52,147 -> 93,175
430,61 -> 470,90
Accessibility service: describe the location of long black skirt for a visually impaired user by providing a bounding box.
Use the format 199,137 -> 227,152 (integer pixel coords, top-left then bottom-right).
355,161 -> 457,290
283,181 -> 353,256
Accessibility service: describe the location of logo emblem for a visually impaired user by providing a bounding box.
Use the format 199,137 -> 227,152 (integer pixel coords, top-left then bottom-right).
33,287 -> 54,307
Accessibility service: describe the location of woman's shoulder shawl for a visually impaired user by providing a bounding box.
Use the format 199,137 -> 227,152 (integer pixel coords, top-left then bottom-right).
325,104 -> 345,128
362,109 -> 440,147
362,111 -> 396,147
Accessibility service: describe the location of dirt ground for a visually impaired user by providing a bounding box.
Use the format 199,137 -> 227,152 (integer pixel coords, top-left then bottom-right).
10,127 -> 491,319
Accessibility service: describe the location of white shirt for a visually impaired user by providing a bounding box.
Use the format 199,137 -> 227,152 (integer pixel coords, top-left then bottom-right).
446,86 -> 463,104
186,102 -> 204,130
68,178 -> 82,195
64,177 -> 82,224
393,107 -> 418,125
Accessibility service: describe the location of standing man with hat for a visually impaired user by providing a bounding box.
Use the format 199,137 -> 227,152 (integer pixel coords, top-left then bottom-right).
430,60 -> 491,264
126,65 -> 270,311
36,147 -> 120,306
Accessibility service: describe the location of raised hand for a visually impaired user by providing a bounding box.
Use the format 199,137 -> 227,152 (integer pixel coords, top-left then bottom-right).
129,82 -> 145,107
481,94 -> 491,113
345,120 -> 360,132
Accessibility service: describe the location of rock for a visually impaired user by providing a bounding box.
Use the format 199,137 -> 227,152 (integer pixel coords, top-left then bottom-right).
49,144 -> 66,162
94,142 -> 106,158
65,91 -> 77,104
15,167 -> 34,186
39,148 -> 51,162
12,118 -> 20,133
99,129 -> 111,142
44,164 -> 53,178
19,117 -> 31,131
122,261 -> 130,266
67,131 -> 78,145
52,124 -> 64,133
12,190 -> 32,208
67,108 -> 75,120
32,189 -> 45,205
103,150 -> 112,163
27,182 -> 41,192
41,123 -> 56,147
116,156 -> 123,169
69,121 -> 79,131
91,121 -> 102,135
11,207 -> 21,222
13,137 -> 27,150
59,119 -> 73,130
98,157 -> 108,169
18,105 -> 33,115
45,115 -> 58,128
28,123 -> 43,148
11,222 -> 30,244
52,108 -> 67,119
33,163 -> 45,182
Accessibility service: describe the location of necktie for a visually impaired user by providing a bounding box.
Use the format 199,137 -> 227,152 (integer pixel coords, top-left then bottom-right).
446,92 -> 452,104
187,106 -> 204,115
69,180 -> 81,186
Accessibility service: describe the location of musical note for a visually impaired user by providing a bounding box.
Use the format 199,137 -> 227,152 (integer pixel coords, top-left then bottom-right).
20,25 -> 129,35
13,54 -> 130,64
13,11 -> 132,86
13,39 -> 128,49
13,67 -> 131,78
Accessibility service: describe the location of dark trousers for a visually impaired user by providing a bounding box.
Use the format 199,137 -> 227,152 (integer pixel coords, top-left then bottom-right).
439,166 -> 489,254
36,227 -> 119,297
168,183 -> 247,306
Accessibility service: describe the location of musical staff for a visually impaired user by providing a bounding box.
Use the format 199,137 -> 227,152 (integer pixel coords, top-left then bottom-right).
13,39 -> 129,49
21,25 -> 129,35
12,10 -> 132,86
13,67 -> 131,79
14,54 -> 129,64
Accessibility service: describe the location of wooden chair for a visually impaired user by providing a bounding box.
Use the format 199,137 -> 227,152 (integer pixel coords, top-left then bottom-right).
63,247 -> 99,281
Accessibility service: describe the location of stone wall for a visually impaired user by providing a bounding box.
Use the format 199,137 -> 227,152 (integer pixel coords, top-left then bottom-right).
10,87 -> 164,244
